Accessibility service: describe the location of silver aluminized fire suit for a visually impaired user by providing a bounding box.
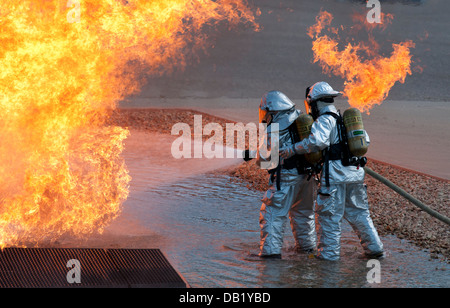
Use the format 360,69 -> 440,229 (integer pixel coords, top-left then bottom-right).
280,103 -> 384,261
256,91 -> 316,257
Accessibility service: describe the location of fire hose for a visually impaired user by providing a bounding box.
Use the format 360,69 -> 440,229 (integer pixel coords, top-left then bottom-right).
244,150 -> 450,225
364,167 -> 450,226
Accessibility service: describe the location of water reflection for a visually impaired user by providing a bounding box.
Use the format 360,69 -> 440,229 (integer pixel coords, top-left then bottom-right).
61,131 -> 449,287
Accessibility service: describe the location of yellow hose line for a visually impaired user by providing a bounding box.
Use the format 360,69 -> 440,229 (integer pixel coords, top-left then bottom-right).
364,167 -> 450,226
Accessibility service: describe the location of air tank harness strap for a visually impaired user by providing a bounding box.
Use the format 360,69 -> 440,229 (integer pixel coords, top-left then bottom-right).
323,143 -> 343,187
321,111 -> 342,187
268,162 -> 282,191
268,121 -> 314,191
321,111 -> 368,186
269,156 -> 311,190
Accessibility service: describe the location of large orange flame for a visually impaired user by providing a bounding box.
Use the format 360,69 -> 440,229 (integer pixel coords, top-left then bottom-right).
308,10 -> 415,113
0,0 -> 258,248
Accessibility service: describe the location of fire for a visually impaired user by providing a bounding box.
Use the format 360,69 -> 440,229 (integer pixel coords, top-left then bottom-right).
0,0 -> 258,248
308,10 -> 415,113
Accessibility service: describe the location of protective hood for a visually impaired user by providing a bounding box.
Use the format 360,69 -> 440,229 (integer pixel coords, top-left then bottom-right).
268,108 -> 301,132
260,90 -> 299,131
260,91 -> 295,112
307,81 -> 342,102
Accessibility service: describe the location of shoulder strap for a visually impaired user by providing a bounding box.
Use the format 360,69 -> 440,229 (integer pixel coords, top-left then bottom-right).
320,111 -> 344,146
321,111 -> 339,119
268,162 -> 281,190
319,111 -> 346,187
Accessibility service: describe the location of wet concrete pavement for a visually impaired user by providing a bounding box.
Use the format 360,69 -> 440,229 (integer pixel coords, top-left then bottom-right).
60,131 -> 449,287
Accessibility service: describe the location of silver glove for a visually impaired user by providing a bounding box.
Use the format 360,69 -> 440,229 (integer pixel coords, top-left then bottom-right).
279,145 -> 296,159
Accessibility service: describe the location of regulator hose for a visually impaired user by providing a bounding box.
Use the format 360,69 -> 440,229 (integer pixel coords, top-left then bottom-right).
364,167 -> 450,226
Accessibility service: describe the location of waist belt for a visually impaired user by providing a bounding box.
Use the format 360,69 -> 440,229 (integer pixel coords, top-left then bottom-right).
323,143 -> 367,187
268,155 -> 309,191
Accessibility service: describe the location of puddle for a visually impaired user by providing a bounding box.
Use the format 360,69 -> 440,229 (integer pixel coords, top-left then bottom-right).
61,131 -> 449,288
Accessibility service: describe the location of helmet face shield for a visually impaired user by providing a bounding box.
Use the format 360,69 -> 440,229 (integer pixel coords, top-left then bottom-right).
309,100 -> 320,120
304,99 -> 311,116
259,108 -> 272,124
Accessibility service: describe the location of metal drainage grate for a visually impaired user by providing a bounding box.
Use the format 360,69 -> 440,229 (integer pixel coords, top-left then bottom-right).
0,248 -> 188,288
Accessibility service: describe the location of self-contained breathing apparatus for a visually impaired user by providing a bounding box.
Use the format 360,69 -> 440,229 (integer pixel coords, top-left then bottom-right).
303,81 -> 369,187
267,114 -> 320,191
245,107 -> 368,190
320,108 -> 368,187
245,87 -> 370,190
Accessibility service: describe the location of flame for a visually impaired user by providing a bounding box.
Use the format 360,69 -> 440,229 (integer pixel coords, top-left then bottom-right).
308,10 -> 415,113
0,0 -> 258,248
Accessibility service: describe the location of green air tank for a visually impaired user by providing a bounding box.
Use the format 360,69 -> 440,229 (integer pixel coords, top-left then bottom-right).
343,108 -> 368,157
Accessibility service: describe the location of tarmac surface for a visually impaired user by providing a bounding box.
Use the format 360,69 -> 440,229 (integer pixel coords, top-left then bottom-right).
120,0 -> 450,180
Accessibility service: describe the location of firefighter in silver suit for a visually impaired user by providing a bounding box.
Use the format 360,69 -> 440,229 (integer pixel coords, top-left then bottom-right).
254,90 -> 316,259
280,82 -> 384,261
